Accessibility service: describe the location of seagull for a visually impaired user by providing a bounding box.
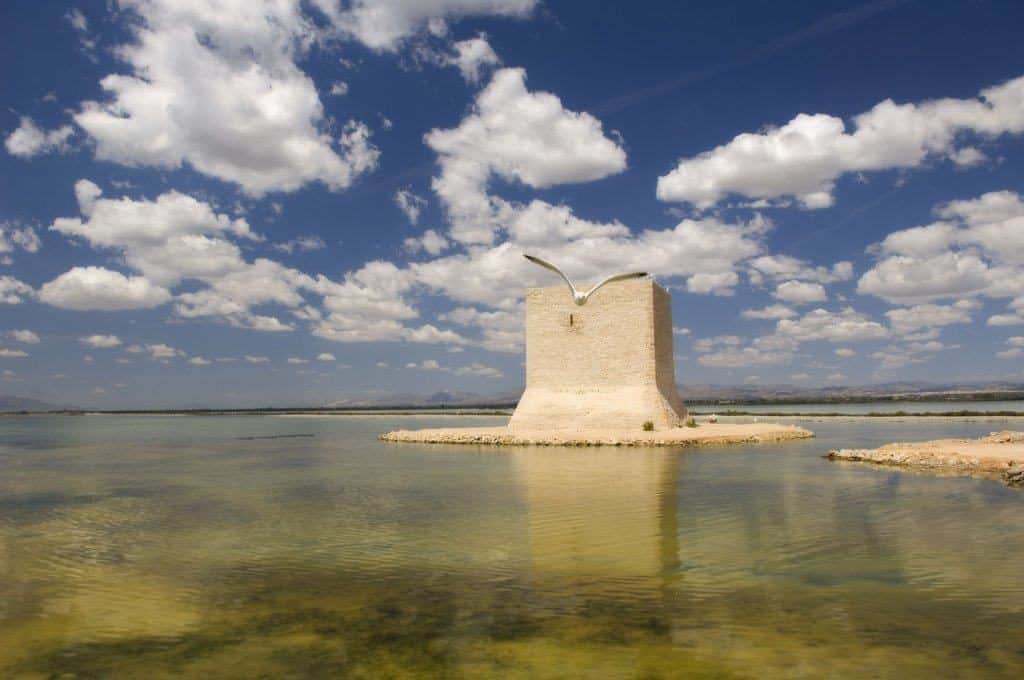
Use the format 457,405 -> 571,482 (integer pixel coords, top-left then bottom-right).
523,254 -> 648,306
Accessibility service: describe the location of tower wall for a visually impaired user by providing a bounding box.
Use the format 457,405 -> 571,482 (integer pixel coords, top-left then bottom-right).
508,278 -> 688,431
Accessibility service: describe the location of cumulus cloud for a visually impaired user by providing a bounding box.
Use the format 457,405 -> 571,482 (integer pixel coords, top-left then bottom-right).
317,352 -> 336,361
39,266 -> 172,311
405,356 -> 502,377
776,307 -> 888,343
997,336 -> 1024,359
0,349 -> 29,358
73,0 -> 379,196
145,343 -> 184,360
859,190 -> 1024,306
312,0 -> 536,51
773,280 -> 827,305
403,229 -> 449,256
4,117 -> 74,158
741,304 -> 796,320
885,301 -> 976,334
657,75 -> 1024,209
697,346 -> 790,369
424,67 -> 627,244
7,330 -> 40,344
273,235 -> 327,254
446,34 -> 501,83
80,334 -> 122,348
188,356 -> 212,365
394,188 -> 428,224
747,255 -> 853,285
0,222 -> 41,264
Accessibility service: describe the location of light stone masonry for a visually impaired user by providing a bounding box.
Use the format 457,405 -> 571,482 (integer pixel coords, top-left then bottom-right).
508,278 -> 688,431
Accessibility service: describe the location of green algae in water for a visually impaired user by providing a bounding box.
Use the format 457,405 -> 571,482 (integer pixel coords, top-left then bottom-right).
1,415 -> 1024,678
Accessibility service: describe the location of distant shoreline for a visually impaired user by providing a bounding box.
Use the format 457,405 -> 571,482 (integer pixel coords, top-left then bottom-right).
2,405 -> 1024,418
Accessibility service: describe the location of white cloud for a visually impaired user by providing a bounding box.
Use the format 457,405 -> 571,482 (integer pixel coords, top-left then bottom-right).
49,182 -> 327,332
317,352 -> 336,361
747,255 -> 853,285
741,304 -> 796,320
273,235 -> 327,254
884,301 -> 976,334
673,326 -> 691,335
686,271 -> 739,296
859,191 -> 1024,305
395,188 -> 428,224
0,349 -> 29,358
39,267 -> 172,311
857,252 -> 995,304
287,357 -> 308,364
245,355 -> 270,363
4,117 -> 74,158
424,67 -> 627,244
403,229 -> 449,256
440,305 -> 522,352
776,307 -> 888,344
694,335 -> 742,353
446,34 -> 501,84
73,0 -> 379,196
145,343 -> 184,360
329,81 -> 349,96
0,276 -> 33,305
66,8 -> 88,32
188,356 -> 212,365
451,362 -> 502,378
7,330 -> 40,344
773,280 -> 827,305
80,334 -> 122,348
0,223 -> 41,265
657,75 -> 1024,209
697,346 -> 790,368
834,348 -> 856,357
988,313 -> 1024,326
312,0 -> 536,51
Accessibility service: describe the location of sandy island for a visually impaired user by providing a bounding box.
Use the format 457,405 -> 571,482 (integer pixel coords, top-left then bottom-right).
380,422 -> 813,447
828,431 -> 1024,486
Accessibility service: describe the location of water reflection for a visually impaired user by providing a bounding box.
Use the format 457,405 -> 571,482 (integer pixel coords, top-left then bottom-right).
1,415 -> 1023,677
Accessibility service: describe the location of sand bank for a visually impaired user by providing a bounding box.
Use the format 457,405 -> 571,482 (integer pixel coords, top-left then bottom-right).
380,422 -> 813,447
828,431 -> 1024,486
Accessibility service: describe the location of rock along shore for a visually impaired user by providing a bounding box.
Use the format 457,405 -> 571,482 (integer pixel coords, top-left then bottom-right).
380,422 -> 814,447
827,431 -> 1024,487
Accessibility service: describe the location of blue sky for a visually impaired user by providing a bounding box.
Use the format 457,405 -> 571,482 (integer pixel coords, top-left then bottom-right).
2,0 -> 1024,408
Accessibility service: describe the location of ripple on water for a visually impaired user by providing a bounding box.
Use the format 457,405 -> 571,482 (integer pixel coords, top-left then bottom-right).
1,415 -> 1023,678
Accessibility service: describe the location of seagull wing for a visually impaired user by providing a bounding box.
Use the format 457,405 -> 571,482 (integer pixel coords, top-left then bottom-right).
523,254 -> 578,297
580,271 -> 648,303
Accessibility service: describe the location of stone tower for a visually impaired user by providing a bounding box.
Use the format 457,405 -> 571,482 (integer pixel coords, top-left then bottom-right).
509,278 -> 687,431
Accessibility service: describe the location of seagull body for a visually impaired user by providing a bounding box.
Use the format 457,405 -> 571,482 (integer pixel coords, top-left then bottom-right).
523,254 -> 648,306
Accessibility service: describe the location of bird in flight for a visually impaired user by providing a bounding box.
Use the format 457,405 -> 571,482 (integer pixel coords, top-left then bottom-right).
523,254 -> 648,306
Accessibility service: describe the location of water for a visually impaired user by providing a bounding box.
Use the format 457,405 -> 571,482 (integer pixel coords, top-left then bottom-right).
1,414 -> 1023,678
689,399 -> 1024,414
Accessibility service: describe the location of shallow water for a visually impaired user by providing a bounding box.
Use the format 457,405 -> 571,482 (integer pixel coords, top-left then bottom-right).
1,415 -> 1023,678
690,399 -> 1024,414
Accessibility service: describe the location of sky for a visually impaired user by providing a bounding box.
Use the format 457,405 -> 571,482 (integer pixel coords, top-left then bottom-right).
2,0 -> 1024,408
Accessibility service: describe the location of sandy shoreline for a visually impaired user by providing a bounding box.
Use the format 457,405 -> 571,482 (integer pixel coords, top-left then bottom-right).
380,422 -> 813,447
828,431 -> 1024,486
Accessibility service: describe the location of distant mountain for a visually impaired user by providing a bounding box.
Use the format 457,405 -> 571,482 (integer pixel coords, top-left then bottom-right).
0,395 -> 70,412
328,390 -> 521,409
678,381 -> 1024,404
325,381 -> 1024,409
